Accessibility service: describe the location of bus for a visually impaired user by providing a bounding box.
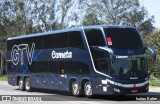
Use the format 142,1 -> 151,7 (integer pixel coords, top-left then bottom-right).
6,25 -> 156,97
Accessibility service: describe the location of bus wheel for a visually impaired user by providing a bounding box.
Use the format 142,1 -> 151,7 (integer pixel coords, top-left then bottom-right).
84,81 -> 93,98
19,78 -> 25,91
72,81 -> 81,96
25,77 -> 31,92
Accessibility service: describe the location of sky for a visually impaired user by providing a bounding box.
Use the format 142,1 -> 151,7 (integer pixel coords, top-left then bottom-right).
140,0 -> 160,29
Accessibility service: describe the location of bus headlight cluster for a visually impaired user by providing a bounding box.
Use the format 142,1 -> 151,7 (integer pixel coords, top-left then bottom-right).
113,88 -> 120,93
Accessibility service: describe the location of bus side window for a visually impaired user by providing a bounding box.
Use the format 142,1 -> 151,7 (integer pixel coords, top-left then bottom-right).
58,61 -> 65,74
37,61 -> 48,73
91,49 -> 110,75
43,35 -> 54,49
32,36 -> 43,50
29,61 -> 38,73
68,31 -> 85,50
7,40 -> 14,51
13,39 -> 22,46
85,29 -> 105,46
76,61 -> 90,75
65,61 -> 90,75
48,61 -> 59,73
55,32 -> 68,48
22,38 -> 32,48
65,61 -> 76,74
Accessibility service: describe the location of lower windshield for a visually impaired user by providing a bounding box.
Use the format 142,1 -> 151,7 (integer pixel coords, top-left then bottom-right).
111,55 -> 147,79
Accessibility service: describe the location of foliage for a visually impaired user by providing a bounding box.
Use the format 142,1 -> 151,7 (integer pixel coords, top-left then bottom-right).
0,75 -> 7,81
149,74 -> 160,86
0,0 -> 76,74
142,29 -> 160,75
80,0 -> 154,34
83,13 -> 102,26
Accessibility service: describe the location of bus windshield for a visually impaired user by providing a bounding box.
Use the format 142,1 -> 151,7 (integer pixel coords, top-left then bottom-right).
104,28 -> 143,50
111,55 -> 147,79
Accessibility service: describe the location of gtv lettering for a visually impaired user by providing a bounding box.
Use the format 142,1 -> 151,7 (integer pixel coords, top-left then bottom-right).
52,50 -> 72,59
11,43 -> 35,65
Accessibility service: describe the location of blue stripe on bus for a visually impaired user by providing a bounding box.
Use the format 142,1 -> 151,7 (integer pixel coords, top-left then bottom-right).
50,74 -> 68,90
33,50 -> 43,61
44,73 -> 53,89
21,64 -> 28,76
32,73 -> 45,88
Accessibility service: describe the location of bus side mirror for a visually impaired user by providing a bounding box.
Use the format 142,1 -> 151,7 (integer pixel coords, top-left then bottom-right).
145,47 -> 156,62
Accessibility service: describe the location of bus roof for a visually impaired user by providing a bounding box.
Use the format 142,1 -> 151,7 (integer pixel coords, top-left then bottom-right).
7,25 -> 134,40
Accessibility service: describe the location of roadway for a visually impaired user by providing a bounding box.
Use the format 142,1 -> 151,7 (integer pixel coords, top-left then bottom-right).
0,81 -> 160,104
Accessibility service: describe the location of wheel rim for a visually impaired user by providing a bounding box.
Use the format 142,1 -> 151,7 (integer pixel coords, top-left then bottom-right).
19,79 -> 23,90
25,79 -> 30,91
85,83 -> 92,96
72,82 -> 79,95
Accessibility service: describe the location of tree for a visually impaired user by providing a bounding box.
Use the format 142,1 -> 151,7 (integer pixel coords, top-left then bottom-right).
138,16 -> 155,35
83,13 -> 101,26
57,0 -> 74,28
28,0 -> 58,31
143,29 -> 160,77
80,0 -> 154,34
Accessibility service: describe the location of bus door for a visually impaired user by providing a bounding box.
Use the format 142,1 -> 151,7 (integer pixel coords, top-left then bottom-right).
57,61 -> 68,91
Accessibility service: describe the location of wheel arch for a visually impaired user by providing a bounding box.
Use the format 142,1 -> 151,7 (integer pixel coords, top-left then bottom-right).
81,78 -> 90,93
69,78 -> 77,92
17,76 -> 21,85
17,75 -> 29,86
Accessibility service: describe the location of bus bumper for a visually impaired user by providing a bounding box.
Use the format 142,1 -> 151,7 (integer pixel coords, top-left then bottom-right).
107,83 -> 149,95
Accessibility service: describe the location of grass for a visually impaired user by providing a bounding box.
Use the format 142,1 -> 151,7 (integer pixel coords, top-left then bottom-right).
149,74 -> 160,86
0,75 -> 7,81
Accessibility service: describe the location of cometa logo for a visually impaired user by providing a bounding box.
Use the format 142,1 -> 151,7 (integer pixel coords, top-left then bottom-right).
11,43 -> 35,65
51,50 -> 72,59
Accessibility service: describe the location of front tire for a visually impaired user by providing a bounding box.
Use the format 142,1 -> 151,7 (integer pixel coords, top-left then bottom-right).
19,78 -> 25,91
84,81 -> 93,98
72,81 -> 81,96
25,77 -> 32,92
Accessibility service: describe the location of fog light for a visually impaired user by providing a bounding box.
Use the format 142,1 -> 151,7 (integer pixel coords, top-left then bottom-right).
114,88 -> 120,93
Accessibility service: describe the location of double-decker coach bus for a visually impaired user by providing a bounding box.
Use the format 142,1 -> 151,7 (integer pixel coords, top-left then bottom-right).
6,25 -> 156,97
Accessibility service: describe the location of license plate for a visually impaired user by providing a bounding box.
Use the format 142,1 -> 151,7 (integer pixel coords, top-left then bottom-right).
131,90 -> 138,93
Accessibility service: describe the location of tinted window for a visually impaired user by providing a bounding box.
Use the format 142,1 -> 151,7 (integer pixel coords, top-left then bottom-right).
48,61 -> 59,73
43,35 -> 54,49
14,39 -> 23,45
65,61 -> 90,75
104,28 -> 143,49
98,59 -> 109,74
7,40 -> 14,51
58,61 -> 65,74
7,39 -> 24,51
68,31 -> 85,50
65,61 -> 75,74
29,61 -> 38,73
85,29 -> 105,46
91,49 -> 110,75
37,61 -> 48,73
55,32 -> 68,48
22,38 -> 33,48
32,36 -> 43,50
